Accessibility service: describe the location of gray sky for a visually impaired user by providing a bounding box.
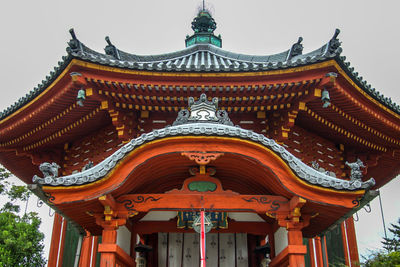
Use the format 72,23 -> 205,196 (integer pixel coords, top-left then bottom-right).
0,0 -> 399,260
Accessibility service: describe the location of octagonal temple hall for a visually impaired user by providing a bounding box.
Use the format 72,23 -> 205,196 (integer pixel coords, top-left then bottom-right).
1,8 -> 399,267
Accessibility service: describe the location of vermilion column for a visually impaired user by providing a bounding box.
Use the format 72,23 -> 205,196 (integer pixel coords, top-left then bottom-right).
314,237 -> 324,267
79,231 -> 93,267
91,236 -> 99,267
287,229 -> 307,267
48,213 -> 63,267
345,218 -> 360,265
99,224 -> 119,266
308,239 -> 316,267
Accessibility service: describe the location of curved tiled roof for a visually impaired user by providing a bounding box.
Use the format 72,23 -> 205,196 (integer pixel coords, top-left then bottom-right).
32,94 -> 375,191
1,29 -> 399,121
32,122 -> 375,191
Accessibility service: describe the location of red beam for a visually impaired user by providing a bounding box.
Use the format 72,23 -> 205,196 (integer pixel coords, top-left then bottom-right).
132,220 -> 272,235
117,194 -> 289,215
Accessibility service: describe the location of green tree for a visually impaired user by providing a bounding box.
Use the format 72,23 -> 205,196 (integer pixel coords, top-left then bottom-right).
0,167 -> 46,267
383,218 -> 400,252
362,218 -> 400,267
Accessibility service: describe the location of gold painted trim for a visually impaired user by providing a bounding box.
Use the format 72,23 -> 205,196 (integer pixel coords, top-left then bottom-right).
43,136 -> 365,195
76,59 -> 400,121
0,62 -> 74,125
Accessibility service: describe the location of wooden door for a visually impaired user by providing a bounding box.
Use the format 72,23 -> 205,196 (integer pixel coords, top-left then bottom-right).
158,233 -> 248,266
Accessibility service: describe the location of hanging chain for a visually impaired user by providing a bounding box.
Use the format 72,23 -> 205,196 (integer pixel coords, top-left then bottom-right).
378,190 -> 388,240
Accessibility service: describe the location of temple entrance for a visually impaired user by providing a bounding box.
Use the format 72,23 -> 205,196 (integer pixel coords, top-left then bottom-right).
158,233 -> 248,267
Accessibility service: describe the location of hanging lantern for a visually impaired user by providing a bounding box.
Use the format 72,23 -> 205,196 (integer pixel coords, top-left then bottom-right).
193,212 -> 213,233
76,89 -> 86,107
321,89 -> 331,108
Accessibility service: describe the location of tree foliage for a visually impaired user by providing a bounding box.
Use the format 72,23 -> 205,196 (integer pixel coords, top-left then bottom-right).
0,167 -> 46,267
383,218 -> 400,252
362,218 -> 400,267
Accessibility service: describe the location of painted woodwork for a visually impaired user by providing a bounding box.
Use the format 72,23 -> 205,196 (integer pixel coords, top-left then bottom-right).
168,233 -> 183,267
1,57 -> 400,189
206,233 -> 218,266
219,233 -> 236,266
157,233 -> 168,267
44,137 -> 366,209
182,233 -> 200,267
156,233 -> 250,267
3,28 -> 400,267
48,214 -> 63,267
236,233 -> 249,267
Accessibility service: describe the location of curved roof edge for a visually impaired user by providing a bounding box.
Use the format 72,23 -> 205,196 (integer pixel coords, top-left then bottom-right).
1,29 -> 399,121
32,122 -> 375,191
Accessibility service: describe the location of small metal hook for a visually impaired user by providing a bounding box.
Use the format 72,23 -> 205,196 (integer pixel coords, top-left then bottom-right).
37,198 -> 44,208
363,203 -> 372,213
49,207 -> 55,217
353,212 -> 359,222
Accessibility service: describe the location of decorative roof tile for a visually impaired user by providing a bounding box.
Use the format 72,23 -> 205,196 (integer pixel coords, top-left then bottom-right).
32,95 -> 375,191
1,28 -> 399,120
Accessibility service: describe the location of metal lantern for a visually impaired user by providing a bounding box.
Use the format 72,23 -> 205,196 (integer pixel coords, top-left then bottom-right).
76,89 -> 86,107
193,212 -> 213,233
321,89 -> 331,108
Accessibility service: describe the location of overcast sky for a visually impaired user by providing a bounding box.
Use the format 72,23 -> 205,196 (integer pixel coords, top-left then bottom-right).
0,0 -> 399,261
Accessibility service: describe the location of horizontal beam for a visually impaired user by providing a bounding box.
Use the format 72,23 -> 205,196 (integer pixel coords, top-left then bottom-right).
117,194 -> 289,215
132,220 -> 272,235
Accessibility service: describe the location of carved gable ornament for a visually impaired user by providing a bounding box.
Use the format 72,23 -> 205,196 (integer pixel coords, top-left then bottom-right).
32,94 -> 375,191
173,93 -> 233,126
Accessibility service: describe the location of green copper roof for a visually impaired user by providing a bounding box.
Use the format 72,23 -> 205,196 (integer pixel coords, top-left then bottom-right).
185,10 -> 222,48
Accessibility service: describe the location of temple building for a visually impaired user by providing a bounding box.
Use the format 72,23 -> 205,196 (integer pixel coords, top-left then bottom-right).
1,8 -> 400,267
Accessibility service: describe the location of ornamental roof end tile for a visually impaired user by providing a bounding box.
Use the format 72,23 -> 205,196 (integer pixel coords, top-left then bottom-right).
0,28 -> 399,121
32,94 -> 376,191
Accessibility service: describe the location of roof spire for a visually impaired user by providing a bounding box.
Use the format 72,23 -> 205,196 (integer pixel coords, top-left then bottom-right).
185,5 -> 222,48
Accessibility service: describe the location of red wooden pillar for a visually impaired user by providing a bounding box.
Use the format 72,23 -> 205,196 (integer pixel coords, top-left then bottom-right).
99,224 -> 119,266
308,238 -> 316,267
314,237 -> 324,267
79,231 -> 93,267
57,218 -> 68,267
341,222 -> 350,266
287,229 -> 307,267
48,213 -> 63,267
270,196 -> 308,267
91,236 -> 99,267
345,217 -> 360,265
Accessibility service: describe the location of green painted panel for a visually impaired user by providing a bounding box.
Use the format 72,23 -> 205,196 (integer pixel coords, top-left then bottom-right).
303,238 -> 311,267
62,221 -> 81,267
325,227 -> 346,266
188,181 -> 216,192
95,236 -> 102,267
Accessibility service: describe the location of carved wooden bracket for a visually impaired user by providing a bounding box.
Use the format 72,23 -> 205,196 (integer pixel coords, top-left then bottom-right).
100,101 -> 138,140
96,194 -> 133,230
276,196 -> 309,230
267,103 -> 304,141
181,152 -> 224,165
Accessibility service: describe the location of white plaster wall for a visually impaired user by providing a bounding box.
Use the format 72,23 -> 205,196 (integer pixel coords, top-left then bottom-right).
140,211 -> 177,221
117,226 -> 131,255
228,212 -> 265,222
274,227 -> 288,256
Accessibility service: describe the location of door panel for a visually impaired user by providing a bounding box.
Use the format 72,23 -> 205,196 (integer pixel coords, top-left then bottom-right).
236,233 -> 249,267
219,233 -> 236,267
159,232 -> 248,266
182,233 -> 199,267
158,233 -> 168,267
168,233 -> 183,267
206,233 -> 218,266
